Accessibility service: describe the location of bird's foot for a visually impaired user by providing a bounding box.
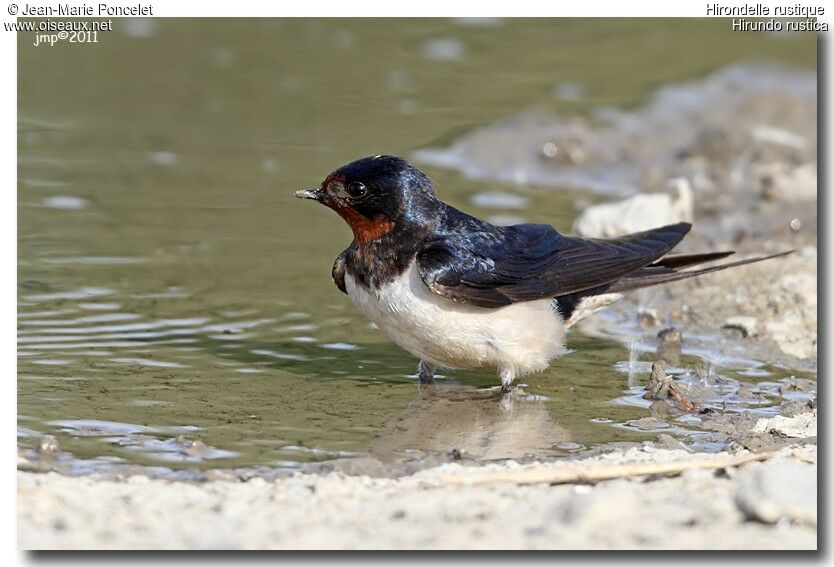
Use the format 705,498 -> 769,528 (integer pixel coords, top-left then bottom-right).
499,369 -> 516,396
417,360 -> 436,385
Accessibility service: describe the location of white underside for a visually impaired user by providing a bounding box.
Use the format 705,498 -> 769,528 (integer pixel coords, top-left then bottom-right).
345,261 -> 620,385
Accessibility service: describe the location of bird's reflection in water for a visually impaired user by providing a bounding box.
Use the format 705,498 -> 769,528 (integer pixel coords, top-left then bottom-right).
368,383 -> 571,461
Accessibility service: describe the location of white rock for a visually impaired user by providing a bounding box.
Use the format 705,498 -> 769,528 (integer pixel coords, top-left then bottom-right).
766,313 -> 816,360
735,459 -> 817,525
572,179 -> 693,238
753,412 -> 816,438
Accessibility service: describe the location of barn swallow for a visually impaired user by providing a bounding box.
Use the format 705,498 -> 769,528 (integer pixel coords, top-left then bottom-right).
296,155 -> 789,392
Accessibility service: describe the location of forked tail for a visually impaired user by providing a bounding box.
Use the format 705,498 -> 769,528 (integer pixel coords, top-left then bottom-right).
606,250 -> 794,294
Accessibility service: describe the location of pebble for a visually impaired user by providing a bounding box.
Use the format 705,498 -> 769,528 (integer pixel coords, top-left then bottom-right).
735,460 -> 816,525
643,361 -> 671,400
648,401 -> 674,420
656,327 -> 682,366
638,309 -> 660,329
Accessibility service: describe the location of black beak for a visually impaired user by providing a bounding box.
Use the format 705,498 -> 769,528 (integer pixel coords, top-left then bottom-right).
294,188 -> 324,202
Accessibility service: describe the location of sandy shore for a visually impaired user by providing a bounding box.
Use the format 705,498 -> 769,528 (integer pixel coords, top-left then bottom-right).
19,441 -> 816,550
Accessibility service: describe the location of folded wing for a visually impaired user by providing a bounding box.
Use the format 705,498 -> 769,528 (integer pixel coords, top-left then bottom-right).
416,222 -> 693,308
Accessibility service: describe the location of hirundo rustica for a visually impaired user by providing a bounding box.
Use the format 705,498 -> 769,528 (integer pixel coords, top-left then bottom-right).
296,155 -> 789,392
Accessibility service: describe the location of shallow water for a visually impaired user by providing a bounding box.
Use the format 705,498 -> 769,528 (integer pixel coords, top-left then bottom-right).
18,19 -> 816,474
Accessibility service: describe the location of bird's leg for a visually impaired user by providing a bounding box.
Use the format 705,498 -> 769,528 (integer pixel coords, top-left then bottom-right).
499,368 -> 516,395
417,360 -> 436,385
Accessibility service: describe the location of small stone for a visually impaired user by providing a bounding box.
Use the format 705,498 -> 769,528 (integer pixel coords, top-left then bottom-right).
638,309 -> 660,329
648,400 -> 673,419
643,361 -> 672,400
735,460 -> 817,525
656,327 -> 682,366
722,316 -> 758,338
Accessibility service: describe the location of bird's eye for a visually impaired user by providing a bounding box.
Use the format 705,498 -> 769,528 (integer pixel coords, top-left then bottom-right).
347,182 -> 368,198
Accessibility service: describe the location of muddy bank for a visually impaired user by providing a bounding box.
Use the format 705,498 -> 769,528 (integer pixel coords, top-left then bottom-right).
19,442 -> 816,550
606,244 -> 817,367
415,63 -> 817,368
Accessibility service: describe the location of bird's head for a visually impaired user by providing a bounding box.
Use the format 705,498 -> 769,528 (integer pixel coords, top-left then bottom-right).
295,155 -> 437,243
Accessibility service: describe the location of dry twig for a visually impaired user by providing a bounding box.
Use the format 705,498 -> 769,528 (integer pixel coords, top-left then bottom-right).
436,452 -> 775,486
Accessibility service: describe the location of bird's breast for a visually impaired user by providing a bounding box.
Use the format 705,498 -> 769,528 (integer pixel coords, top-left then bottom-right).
344,262 -> 567,374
